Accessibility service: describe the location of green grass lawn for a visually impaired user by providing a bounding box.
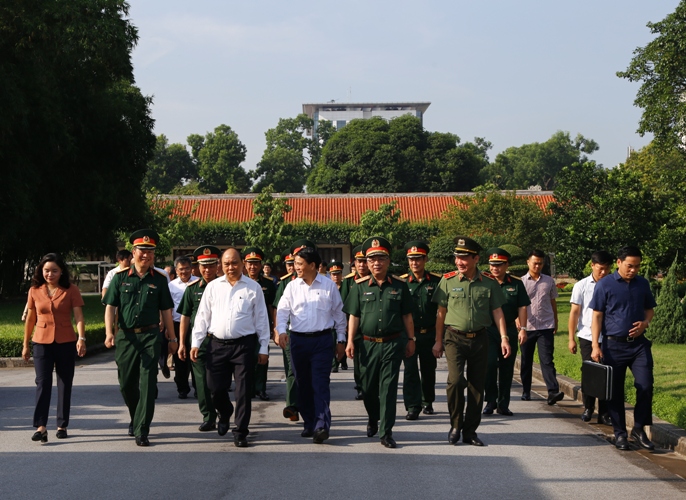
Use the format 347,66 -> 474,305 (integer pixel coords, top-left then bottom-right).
0,295 -> 106,356
535,291 -> 686,429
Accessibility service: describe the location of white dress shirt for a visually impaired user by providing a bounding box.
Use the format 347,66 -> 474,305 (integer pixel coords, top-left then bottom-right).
276,273 -> 347,342
570,274 -> 602,342
169,276 -> 199,322
192,274 -> 270,354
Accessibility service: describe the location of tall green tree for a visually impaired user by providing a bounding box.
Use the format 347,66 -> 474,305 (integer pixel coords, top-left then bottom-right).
243,185 -> 292,263
423,133 -> 491,192
189,124 -> 250,194
350,201 -> 408,246
0,0 -> 155,296
648,255 -> 686,344
143,134 -> 196,193
480,131 -> 599,190
617,2 -> 686,151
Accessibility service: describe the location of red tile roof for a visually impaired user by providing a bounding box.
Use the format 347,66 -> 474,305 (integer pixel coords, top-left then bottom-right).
164,192 -> 554,224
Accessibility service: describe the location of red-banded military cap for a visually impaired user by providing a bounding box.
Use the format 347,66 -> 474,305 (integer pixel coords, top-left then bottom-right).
327,261 -> 344,273
404,240 -> 429,257
281,250 -> 295,263
129,229 -> 159,249
193,245 -> 221,265
453,236 -> 482,256
353,245 -> 365,260
290,239 -> 317,256
486,247 -> 511,264
242,246 -> 264,262
363,236 -> 391,258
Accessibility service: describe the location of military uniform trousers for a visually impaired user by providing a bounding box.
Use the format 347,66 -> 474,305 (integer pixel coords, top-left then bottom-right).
402,329 -> 436,412
484,324 -> 519,411
361,336 -> 405,439
282,334 -> 298,408
32,340 -> 76,429
192,336 -> 217,423
114,330 -> 160,438
519,328 -> 559,395
578,338 -> 609,416
290,331 -> 335,431
173,321 -> 195,396
206,334 -> 256,438
445,328 -> 489,439
353,334 -> 364,392
601,336 -> 654,439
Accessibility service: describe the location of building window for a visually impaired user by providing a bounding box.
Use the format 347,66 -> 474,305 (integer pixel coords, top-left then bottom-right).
336,120 -> 346,130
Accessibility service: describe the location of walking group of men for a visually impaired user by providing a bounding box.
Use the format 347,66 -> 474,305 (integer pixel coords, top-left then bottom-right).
102,229 -> 657,452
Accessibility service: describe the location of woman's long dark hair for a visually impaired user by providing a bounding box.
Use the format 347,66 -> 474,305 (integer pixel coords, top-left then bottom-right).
31,253 -> 71,289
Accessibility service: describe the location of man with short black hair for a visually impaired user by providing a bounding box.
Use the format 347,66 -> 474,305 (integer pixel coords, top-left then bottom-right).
520,249 -> 563,405
590,246 -> 657,451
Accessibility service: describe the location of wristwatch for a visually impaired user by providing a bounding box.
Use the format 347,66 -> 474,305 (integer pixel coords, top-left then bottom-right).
337,341 -> 346,345
408,337 -> 416,342
168,337 -> 178,343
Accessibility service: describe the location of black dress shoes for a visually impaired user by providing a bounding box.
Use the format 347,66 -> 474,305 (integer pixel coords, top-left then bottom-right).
217,420 -> 230,436
128,423 -> 134,437
581,408 -> 593,422
366,421 -> 379,438
615,435 -> 630,450
380,435 -> 396,448
313,428 -> 329,444
178,392 -> 188,400
161,365 -> 170,379
463,435 -> 485,447
340,359 -> 348,370
56,429 -> 68,439
301,428 -> 314,438
448,427 -> 460,445
547,392 -> 564,405
332,365 -> 339,373
496,408 -> 514,416
234,436 -> 248,448
597,413 -> 612,426
31,430 -> 48,443
630,428 -> 655,450
355,389 -> 364,400
482,403 -> 496,415
198,421 -> 216,432
521,392 -> 531,401
406,409 -> 420,420
258,391 -> 270,401
422,405 -> 434,415
135,436 -> 150,447
283,406 -> 299,421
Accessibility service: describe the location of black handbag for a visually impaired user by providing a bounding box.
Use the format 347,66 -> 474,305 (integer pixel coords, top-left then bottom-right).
581,360 -> 613,401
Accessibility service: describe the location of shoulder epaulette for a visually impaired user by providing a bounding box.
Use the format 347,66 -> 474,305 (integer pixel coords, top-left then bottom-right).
430,272 -> 443,279
443,271 -> 458,279
392,274 -> 406,282
508,274 -> 522,281
188,280 -> 201,287
355,275 -> 372,284
399,273 -> 409,279
482,272 -> 496,280
279,272 -> 293,280
344,272 -> 356,279
116,267 -> 130,274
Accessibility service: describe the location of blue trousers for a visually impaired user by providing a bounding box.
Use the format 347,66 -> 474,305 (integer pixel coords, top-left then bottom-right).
290,333 -> 334,432
601,336 -> 653,438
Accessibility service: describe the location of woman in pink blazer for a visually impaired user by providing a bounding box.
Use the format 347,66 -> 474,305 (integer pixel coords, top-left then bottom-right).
23,253 -> 86,443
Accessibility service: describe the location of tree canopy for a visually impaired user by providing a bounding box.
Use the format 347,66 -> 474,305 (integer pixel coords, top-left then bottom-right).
142,135 -> 196,193
189,125 -> 251,194
0,0 -> 155,295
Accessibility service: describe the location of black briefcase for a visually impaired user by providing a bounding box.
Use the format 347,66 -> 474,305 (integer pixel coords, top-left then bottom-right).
581,360 -> 613,401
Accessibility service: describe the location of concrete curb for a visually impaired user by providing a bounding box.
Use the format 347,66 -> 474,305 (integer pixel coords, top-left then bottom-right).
0,342 -> 108,368
515,356 -> 686,456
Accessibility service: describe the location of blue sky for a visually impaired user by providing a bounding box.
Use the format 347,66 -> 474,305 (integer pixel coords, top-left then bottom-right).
128,1 -> 679,178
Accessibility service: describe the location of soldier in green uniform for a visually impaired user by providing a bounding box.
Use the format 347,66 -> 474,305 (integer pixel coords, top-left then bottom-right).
177,245 -> 221,431
400,241 -> 441,420
432,236 -> 510,447
273,250 -> 299,421
103,229 -> 176,447
340,245 -> 369,400
482,248 -> 529,417
243,246 -> 276,401
344,236 -> 415,449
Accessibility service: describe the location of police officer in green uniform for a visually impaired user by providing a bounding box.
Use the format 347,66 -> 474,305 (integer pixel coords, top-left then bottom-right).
432,237 -> 510,447
273,250 -> 299,421
400,241 -> 441,420
103,229 -> 175,447
344,236 -> 415,449
243,246 -> 276,401
482,248 -> 529,417
340,245 -> 369,400
177,245 -> 221,431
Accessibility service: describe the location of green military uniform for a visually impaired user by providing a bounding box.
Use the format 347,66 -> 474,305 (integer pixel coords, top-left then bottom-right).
431,237 -> 505,442
343,237 -> 413,442
401,270 -> 441,413
177,277 -> 216,424
102,229 -> 174,440
274,268 -> 298,413
483,249 -> 531,414
340,245 -> 367,397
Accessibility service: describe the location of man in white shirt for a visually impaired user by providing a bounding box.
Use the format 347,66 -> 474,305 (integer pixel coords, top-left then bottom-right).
190,248 -> 270,448
101,249 -> 133,298
276,240 -> 347,444
168,255 -> 199,399
568,250 -> 613,425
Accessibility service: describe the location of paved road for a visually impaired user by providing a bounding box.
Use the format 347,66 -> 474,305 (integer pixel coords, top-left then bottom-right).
1,347 -> 685,500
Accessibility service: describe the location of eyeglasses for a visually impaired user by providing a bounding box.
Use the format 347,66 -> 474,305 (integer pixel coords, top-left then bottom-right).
366,256 -> 389,263
136,248 -> 156,255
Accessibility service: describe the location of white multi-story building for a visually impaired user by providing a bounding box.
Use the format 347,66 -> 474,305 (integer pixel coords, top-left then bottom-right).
302,101 -> 431,137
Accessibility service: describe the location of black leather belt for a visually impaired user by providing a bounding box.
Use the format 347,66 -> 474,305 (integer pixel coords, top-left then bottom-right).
122,324 -> 159,334
605,335 -> 636,343
446,326 -> 485,339
209,333 -> 255,345
290,329 -> 332,337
